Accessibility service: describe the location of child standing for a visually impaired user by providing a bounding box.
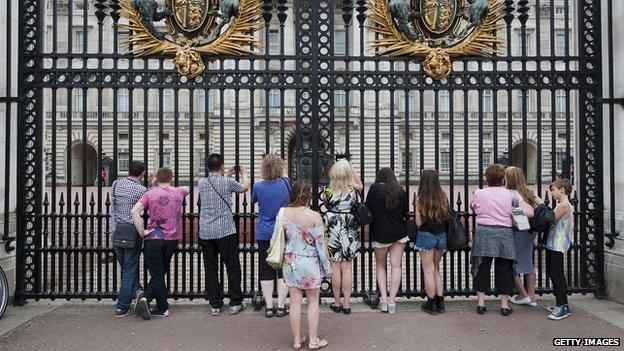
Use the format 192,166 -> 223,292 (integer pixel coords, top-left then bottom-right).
545,179 -> 574,320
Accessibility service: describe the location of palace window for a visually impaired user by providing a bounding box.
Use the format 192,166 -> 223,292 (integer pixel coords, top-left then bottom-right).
334,29 -> 347,55
75,30 -> 86,52
194,90 -> 206,113
117,88 -> 129,112
402,150 -> 414,173
118,153 -> 129,173
268,89 -> 280,108
483,90 -> 493,112
439,91 -> 450,112
555,34 -> 566,56
334,90 -> 346,108
555,90 -> 567,113
482,152 -> 492,169
268,29 -> 280,55
163,89 -> 173,112
441,152 -> 450,172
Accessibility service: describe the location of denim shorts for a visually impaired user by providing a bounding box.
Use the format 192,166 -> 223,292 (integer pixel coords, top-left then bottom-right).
415,231 -> 447,253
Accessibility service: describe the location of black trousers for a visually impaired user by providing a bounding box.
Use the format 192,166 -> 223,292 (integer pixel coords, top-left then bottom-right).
546,249 -> 569,306
473,256 -> 515,295
200,234 -> 243,308
143,239 -> 177,312
257,240 -> 283,281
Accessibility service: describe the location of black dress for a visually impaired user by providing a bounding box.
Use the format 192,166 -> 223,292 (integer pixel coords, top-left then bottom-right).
365,183 -> 408,244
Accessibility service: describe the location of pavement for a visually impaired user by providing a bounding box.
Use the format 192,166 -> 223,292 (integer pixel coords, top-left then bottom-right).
0,296 -> 623,351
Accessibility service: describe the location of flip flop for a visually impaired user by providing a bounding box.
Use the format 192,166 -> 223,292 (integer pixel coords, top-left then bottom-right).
308,338 -> 328,350
292,336 -> 307,350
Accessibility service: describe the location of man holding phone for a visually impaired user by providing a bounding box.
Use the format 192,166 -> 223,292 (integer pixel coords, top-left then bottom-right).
198,153 -> 250,316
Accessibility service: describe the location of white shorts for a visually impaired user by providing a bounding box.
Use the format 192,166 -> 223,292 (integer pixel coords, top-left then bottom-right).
372,236 -> 409,249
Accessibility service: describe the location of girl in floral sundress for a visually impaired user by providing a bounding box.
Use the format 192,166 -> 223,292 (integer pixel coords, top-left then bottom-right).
280,181 -> 332,350
322,159 -> 363,315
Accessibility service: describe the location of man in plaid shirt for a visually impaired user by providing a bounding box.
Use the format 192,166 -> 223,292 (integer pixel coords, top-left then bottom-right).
110,161 -> 148,317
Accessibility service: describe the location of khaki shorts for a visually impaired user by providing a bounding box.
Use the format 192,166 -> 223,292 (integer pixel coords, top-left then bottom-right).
372,236 -> 409,249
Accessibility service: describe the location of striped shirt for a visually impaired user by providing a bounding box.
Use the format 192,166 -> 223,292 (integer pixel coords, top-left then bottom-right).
110,177 -> 147,235
198,173 -> 244,240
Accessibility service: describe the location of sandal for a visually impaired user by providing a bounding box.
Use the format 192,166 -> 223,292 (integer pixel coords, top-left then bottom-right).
292,336 -> 307,350
308,338 -> 328,350
276,306 -> 289,317
265,307 -> 275,318
329,303 -> 342,313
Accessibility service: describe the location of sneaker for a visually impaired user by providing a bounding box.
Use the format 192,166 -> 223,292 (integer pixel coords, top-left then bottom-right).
378,300 -> 388,313
545,306 -> 555,312
548,305 -> 571,320
387,303 -> 397,314
510,296 -> 532,305
135,297 -> 151,320
229,304 -> 247,315
150,309 -> 170,317
211,307 -> 222,316
529,300 -> 538,307
115,308 -> 131,318
132,290 -> 144,315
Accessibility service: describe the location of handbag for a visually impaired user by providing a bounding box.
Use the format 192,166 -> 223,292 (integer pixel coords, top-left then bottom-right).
111,181 -> 139,249
352,191 -> 373,225
266,208 -> 287,270
510,190 -> 531,231
446,207 -> 468,250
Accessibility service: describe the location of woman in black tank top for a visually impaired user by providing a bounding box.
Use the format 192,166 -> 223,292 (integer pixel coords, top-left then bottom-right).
414,170 -> 449,315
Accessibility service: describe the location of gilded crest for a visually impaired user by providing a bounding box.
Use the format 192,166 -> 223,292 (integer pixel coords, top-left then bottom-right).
120,0 -> 262,78
419,0 -> 458,34
368,0 -> 505,79
170,0 -> 216,33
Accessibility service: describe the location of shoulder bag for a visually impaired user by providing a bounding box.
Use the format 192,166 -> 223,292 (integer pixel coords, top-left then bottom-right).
352,190 -> 373,225
446,207 -> 468,250
266,208 -> 287,269
510,190 -> 531,231
112,181 -> 140,249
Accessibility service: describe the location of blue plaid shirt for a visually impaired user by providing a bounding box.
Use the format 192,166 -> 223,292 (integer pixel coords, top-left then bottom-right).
110,177 -> 147,234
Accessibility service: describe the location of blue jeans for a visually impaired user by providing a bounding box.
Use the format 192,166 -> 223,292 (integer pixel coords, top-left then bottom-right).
415,231 -> 447,252
115,244 -> 143,311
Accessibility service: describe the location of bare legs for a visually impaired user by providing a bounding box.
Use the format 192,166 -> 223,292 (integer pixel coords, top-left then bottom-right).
374,247 -> 389,303
261,278 -> 288,309
514,273 -> 536,302
388,243 -> 404,305
289,288 -> 304,345
330,260 -> 353,309
330,261 -> 342,307
289,287 -> 322,347
419,249 -> 443,298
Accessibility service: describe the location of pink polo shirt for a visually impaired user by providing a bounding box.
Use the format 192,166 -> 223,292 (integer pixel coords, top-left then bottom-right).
470,187 -> 513,228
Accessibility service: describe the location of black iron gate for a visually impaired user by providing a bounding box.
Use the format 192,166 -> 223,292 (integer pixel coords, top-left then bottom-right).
9,0 -> 606,303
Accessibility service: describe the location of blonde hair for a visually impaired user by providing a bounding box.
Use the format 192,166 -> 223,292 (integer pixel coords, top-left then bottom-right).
505,166 -> 537,206
261,154 -> 284,180
329,159 -> 355,196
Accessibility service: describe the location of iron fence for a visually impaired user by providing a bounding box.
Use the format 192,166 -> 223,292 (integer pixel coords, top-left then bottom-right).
2,0 -> 610,304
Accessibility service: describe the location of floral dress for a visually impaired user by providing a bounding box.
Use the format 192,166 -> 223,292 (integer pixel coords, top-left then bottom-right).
322,186 -> 361,262
282,217 -> 332,289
